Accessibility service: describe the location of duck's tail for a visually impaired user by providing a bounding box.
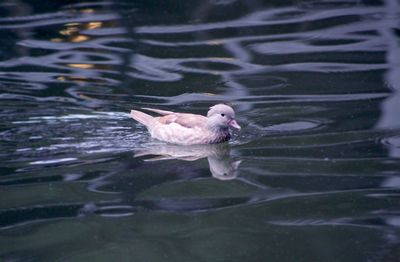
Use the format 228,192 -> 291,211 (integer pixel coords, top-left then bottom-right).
130,110 -> 153,127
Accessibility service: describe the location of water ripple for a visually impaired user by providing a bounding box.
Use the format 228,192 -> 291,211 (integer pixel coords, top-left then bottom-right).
0,3 -> 399,259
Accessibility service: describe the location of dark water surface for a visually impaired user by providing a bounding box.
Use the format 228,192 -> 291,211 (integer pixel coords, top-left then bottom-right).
1,0 -> 400,261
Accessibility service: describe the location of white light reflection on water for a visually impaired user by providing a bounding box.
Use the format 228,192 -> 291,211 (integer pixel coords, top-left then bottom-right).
376,0 -> 400,159
29,158 -> 78,165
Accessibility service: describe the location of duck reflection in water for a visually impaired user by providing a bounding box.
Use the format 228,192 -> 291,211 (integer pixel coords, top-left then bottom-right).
134,142 -> 241,180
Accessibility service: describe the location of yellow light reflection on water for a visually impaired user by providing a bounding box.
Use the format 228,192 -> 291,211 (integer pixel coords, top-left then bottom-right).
87,22 -> 102,30
65,22 -> 81,27
60,27 -> 79,36
66,63 -> 94,69
81,8 -> 95,14
57,20 -> 103,43
70,35 -> 89,42
51,38 -> 63,42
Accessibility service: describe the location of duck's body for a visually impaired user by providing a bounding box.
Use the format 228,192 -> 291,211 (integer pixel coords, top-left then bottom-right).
130,104 -> 240,145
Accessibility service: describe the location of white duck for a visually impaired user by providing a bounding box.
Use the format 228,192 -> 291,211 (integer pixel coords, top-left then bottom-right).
130,104 -> 241,145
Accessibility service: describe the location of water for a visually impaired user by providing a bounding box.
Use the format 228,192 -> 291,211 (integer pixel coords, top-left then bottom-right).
1,0 -> 400,260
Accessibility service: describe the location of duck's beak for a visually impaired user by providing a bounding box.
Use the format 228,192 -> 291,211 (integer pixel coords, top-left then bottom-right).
228,119 -> 241,130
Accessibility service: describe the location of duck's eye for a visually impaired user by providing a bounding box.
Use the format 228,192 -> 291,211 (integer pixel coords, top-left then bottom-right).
221,113 -> 225,117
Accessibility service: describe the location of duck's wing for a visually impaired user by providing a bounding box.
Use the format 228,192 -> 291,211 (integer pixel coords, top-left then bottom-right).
140,108 -> 207,129
142,107 -> 175,115
158,113 -> 208,129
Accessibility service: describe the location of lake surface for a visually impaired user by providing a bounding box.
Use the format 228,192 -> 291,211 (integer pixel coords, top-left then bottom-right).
1,0 -> 400,261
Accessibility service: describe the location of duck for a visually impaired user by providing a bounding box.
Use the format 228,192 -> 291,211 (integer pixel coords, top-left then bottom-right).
130,104 -> 241,145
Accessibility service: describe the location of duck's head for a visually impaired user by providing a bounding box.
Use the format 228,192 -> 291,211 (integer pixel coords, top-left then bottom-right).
207,104 -> 241,131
